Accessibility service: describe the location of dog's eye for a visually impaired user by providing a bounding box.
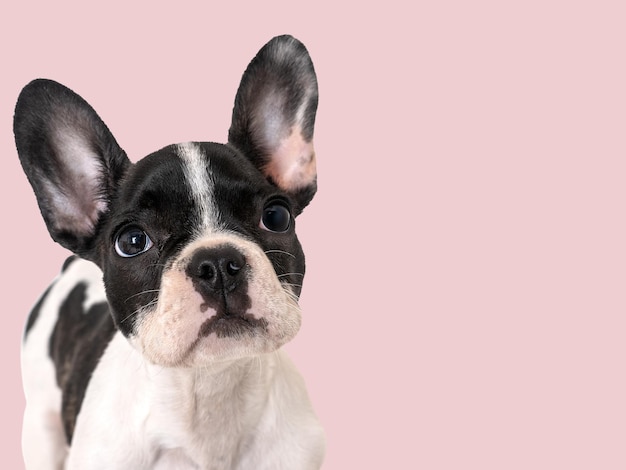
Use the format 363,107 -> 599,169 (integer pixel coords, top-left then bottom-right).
115,227 -> 153,258
260,202 -> 291,233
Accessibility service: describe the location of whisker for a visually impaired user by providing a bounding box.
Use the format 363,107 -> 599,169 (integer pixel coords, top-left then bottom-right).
280,288 -> 302,310
120,298 -> 158,324
124,289 -> 161,303
277,272 -> 304,278
280,282 -> 303,289
264,249 -> 296,259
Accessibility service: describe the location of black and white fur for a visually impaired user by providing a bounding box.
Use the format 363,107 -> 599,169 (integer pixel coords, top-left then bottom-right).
15,35 -> 325,469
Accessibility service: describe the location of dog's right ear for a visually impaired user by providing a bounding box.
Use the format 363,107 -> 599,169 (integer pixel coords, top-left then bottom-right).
228,35 -> 319,214
14,79 -> 130,260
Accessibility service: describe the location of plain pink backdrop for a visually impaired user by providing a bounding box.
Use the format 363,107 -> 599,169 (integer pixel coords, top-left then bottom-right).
1,1 -> 625,468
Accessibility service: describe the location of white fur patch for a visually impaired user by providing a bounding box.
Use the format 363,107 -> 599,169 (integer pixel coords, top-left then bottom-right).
67,334 -> 324,469
177,142 -> 218,234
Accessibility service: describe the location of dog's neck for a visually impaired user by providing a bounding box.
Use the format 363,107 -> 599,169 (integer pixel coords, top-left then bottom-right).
102,333 -> 282,466
145,352 -> 275,411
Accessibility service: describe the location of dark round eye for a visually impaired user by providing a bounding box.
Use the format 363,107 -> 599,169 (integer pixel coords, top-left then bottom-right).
115,227 -> 153,258
261,203 -> 291,233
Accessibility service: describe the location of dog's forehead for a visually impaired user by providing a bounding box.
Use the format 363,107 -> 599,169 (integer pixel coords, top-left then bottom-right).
127,142 -> 266,198
114,142 -> 273,233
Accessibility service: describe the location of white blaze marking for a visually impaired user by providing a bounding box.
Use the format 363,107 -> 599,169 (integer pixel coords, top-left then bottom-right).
177,142 -> 218,234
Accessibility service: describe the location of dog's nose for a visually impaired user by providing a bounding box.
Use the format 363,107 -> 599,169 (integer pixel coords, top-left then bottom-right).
187,245 -> 247,293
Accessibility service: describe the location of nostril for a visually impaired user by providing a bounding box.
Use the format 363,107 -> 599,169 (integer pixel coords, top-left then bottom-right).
197,260 -> 216,280
221,247 -> 246,278
226,260 -> 242,276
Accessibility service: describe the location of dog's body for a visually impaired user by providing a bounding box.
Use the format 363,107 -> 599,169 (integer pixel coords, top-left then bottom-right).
16,35 -> 324,469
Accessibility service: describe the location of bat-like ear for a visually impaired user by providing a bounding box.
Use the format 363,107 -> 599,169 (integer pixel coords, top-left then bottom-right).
14,79 -> 131,260
228,35 -> 319,214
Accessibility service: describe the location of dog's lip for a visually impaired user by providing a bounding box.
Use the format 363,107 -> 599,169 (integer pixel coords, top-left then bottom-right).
174,313 -> 269,364
198,311 -> 269,339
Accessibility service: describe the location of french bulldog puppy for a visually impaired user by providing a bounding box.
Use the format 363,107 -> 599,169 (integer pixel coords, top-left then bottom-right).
15,35 -> 325,470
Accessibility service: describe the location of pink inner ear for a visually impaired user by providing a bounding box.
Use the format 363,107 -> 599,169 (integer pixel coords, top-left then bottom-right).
48,127 -> 108,236
265,126 -> 317,191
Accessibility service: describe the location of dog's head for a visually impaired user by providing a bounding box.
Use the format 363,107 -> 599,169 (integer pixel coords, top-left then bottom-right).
14,35 -> 319,367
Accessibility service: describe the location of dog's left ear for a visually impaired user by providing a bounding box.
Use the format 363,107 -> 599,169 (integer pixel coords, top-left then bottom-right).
14,79 -> 130,260
229,35 -> 319,214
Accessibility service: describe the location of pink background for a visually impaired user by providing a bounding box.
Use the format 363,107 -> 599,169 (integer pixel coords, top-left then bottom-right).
1,1 -> 625,468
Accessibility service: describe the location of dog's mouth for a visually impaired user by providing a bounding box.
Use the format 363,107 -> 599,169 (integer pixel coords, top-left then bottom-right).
170,312 -> 270,366
198,311 -> 269,339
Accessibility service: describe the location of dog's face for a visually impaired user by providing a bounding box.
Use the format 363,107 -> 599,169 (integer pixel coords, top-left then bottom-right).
14,35 -> 318,366
104,142 -> 306,365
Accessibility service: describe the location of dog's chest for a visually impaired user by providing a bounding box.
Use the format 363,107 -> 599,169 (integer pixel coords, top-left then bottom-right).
69,332 -> 272,468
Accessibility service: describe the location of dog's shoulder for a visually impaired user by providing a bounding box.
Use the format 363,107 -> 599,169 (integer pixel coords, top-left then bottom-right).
24,257 -> 107,345
24,257 -> 115,443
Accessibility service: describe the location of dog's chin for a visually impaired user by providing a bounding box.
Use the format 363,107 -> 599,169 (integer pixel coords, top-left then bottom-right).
183,327 -> 298,367
130,306 -> 302,368
132,328 -> 299,368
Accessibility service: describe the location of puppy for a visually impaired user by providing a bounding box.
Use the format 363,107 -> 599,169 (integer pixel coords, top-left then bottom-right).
14,35 -> 325,469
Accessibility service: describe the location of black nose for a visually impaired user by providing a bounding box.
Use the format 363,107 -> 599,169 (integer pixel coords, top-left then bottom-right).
187,245 -> 247,293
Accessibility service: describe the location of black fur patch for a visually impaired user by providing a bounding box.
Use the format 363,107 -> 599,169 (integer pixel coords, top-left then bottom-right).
62,255 -> 78,272
24,283 -> 54,339
49,283 -> 116,444
24,256 -> 77,339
